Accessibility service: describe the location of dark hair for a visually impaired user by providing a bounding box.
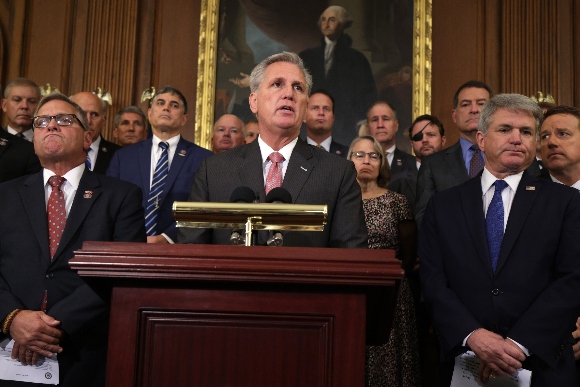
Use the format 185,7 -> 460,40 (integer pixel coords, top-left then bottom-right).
151,86 -> 188,114
114,106 -> 146,128
452,80 -> 493,108
309,89 -> 335,113
408,114 -> 445,140
543,105 -> 580,125
367,101 -> 398,121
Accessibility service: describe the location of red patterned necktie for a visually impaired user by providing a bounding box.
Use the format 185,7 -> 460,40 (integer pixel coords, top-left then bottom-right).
47,175 -> 67,259
265,152 -> 284,194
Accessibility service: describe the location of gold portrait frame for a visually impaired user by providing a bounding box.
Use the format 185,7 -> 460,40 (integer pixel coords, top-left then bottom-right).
195,0 -> 432,149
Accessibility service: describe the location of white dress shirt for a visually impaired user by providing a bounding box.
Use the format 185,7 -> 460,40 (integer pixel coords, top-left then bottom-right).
43,164 -> 85,217
258,136 -> 298,184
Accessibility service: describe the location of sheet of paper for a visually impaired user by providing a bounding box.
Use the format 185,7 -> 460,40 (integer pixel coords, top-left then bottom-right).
0,338 -> 59,385
451,351 -> 531,387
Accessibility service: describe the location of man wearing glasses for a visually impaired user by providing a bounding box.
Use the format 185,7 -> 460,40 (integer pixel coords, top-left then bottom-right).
0,93 -> 146,386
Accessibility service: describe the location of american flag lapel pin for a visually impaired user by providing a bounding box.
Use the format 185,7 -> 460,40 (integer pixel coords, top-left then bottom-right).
179,150 -> 186,156
396,159 -> 403,166
83,190 -> 93,198
526,186 -> 535,191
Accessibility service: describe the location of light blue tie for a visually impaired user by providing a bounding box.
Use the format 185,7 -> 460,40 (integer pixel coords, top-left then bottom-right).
486,180 -> 508,272
145,142 -> 169,236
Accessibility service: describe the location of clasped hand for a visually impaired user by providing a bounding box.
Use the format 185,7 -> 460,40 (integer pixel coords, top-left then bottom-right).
467,328 -> 526,383
9,310 -> 63,365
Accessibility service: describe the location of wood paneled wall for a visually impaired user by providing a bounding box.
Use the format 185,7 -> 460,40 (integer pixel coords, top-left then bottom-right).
0,0 -> 201,143
1,0 -> 579,146
431,0 -> 580,145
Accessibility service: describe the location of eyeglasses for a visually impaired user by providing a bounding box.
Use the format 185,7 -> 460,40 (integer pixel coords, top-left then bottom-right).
351,151 -> 382,161
33,114 -> 87,131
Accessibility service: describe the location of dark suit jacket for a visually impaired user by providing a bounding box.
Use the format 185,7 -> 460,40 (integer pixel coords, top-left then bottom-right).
388,176 -> 417,215
329,139 -> 349,158
419,171 -> 580,385
92,137 -> 121,174
177,139 -> 368,248
390,147 -> 417,183
415,141 -> 542,227
0,169 -> 146,387
0,128 -> 40,182
107,137 -> 212,241
299,34 -> 377,145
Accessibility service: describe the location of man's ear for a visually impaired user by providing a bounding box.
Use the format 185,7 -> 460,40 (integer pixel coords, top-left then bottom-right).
249,93 -> 258,114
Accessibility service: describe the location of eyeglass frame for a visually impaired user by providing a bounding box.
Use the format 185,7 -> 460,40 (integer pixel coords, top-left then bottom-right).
350,151 -> 382,161
32,114 -> 88,132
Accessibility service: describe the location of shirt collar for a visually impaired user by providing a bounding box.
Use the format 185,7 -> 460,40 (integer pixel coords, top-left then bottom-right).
384,144 -> 396,155
153,134 -> 181,149
306,136 -> 332,151
550,174 -> 580,191
481,167 -> 523,194
43,163 -> 85,191
90,135 -> 101,152
258,136 -> 298,163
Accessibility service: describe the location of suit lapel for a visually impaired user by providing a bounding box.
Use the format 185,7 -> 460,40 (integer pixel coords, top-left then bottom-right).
390,148 -> 403,175
53,170 -> 101,261
447,142 -> 469,183
237,141 -> 267,201
282,140 -> 314,203
461,176 -> 495,279
495,172 -> 538,274
138,139 -> 153,198
0,133 -> 12,159
20,173 -> 51,261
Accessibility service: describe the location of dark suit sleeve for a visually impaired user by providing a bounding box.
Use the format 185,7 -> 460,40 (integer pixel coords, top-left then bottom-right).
328,161 -> 368,248
507,192 -> 580,367
414,157 -> 436,229
419,195 -> 482,355
49,184 -> 146,338
176,158 -> 212,244
105,149 -> 121,178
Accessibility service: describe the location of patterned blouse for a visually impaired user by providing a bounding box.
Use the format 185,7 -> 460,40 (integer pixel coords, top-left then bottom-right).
362,190 -> 413,251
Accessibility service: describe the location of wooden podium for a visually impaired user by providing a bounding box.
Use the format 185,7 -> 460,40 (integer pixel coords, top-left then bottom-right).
70,242 -> 403,387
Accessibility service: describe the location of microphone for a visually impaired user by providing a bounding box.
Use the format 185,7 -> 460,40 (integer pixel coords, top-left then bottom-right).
265,187 -> 292,246
229,186 -> 257,245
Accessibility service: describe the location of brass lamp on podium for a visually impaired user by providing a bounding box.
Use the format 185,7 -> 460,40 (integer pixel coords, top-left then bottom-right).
173,201 -> 327,246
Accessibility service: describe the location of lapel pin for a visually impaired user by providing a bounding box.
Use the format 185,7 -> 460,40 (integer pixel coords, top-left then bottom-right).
179,150 -> 186,156
0,140 -> 6,146
83,190 -> 93,198
526,186 -> 536,191
300,166 -> 308,172
101,147 -> 108,152
335,150 -> 342,155
396,159 -> 403,166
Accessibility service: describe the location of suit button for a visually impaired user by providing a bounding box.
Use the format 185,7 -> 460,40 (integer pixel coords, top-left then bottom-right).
492,289 -> 500,296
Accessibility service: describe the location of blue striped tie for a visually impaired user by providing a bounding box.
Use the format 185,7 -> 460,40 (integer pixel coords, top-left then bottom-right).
85,149 -> 92,171
145,142 -> 169,236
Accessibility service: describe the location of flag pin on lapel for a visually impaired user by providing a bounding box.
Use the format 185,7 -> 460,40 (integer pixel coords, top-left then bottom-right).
101,147 -> 108,152
179,150 -> 186,156
83,190 -> 93,198
526,186 -> 535,190
396,159 -> 403,166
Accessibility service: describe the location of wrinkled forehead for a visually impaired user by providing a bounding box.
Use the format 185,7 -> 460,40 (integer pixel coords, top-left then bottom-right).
153,92 -> 184,107
7,85 -> 40,99
121,112 -> 145,122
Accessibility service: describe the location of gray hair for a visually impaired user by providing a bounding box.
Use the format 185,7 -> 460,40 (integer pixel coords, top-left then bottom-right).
249,52 -> 313,95
115,106 -> 146,128
318,6 -> 353,30
34,93 -> 90,132
4,78 -> 41,99
479,94 -> 543,136
347,135 -> 391,187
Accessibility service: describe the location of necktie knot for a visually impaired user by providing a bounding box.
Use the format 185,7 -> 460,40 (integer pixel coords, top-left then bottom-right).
470,144 -> 480,152
159,142 -> 169,151
269,151 -> 284,164
494,179 -> 508,192
469,143 -> 485,178
48,175 -> 66,189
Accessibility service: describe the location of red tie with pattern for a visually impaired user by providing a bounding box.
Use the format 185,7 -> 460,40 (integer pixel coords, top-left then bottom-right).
47,175 -> 67,259
265,152 -> 284,194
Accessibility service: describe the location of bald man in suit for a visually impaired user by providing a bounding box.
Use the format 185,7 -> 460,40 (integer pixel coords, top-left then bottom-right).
178,52 -> 367,248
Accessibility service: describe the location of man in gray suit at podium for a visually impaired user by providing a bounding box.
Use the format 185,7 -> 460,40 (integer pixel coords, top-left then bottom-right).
178,52 -> 367,248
